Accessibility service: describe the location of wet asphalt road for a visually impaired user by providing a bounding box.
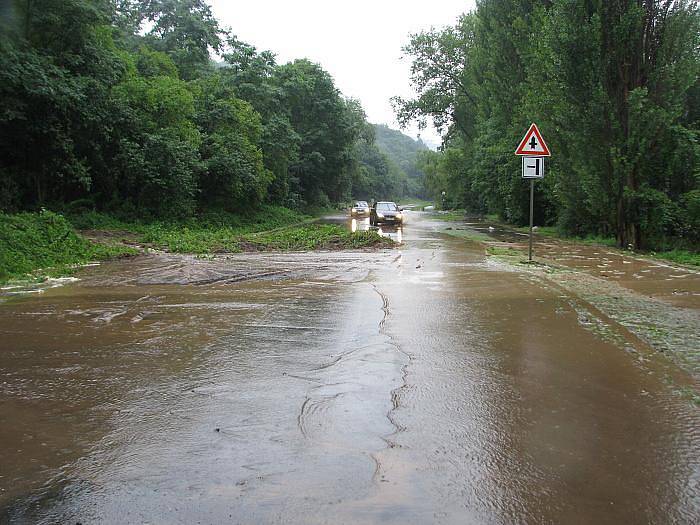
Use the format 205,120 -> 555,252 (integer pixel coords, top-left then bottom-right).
1,213 -> 699,524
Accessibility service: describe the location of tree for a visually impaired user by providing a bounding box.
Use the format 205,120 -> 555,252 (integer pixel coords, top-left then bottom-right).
109,71 -> 201,216
222,38 -> 301,205
275,60 -> 362,205
0,0 -> 124,209
396,0 -> 699,250
193,73 -> 271,210
137,0 -> 224,80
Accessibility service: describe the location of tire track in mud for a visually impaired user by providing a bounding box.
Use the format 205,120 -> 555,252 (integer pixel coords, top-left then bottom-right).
370,283 -> 412,484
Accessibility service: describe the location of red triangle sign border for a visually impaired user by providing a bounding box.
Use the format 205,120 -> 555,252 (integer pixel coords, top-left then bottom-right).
515,123 -> 551,157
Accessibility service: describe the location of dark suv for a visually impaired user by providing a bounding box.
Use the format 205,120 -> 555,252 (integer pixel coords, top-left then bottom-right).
370,201 -> 403,226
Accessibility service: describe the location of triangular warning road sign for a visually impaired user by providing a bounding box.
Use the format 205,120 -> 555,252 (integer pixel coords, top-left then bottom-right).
515,123 -> 551,156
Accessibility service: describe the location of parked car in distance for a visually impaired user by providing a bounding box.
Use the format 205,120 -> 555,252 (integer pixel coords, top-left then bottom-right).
351,200 -> 370,216
370,201 -> 403,226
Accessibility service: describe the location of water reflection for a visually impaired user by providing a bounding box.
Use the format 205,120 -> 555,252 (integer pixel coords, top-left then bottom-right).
377,226 -> 402,244
351,217 -> 370,232
351,218 -> 402,243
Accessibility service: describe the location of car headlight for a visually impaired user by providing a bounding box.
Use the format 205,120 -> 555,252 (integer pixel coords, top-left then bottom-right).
351,208 -> 356,212
396,213 -> 402,219
377,213 -> 384,218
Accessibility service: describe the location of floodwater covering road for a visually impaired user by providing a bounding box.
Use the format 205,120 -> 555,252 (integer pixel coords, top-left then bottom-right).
1,212 -> 699,524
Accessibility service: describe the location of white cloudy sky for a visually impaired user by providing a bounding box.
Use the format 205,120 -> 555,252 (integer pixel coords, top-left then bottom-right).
209,0 -> 476,147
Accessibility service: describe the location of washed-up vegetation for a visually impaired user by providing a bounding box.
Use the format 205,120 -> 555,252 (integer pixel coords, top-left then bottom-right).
0,208 -> 393,283
241,225 -> 393,252
0,211 -> 135,283
132,212 -> 393,254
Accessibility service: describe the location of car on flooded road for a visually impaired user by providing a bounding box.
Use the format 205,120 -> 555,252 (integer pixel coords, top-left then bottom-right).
351,201 -> 370,217
370,201 -> 403,226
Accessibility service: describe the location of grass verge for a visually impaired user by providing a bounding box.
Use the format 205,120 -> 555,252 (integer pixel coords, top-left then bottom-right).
241,224 -> 393,251
486,246 -> 524,257
646,250 -> 700,267
1,211 -> 136,284
139,222 -> 394,253
2,208 -> 395,284
511,225 -> 698,266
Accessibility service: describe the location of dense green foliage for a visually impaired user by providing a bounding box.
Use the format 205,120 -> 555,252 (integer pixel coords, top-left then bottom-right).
0,207 -> 392,282
241,225 -> 393,252
0,211 -> 133,281
0,0 -> 423,219
71,207 -> 390,254
371,124 -> 429,198
395,0 -> 699,251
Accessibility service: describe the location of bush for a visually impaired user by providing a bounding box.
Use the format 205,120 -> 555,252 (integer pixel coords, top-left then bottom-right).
681,190 -> 700,243
0,211 -> 132,282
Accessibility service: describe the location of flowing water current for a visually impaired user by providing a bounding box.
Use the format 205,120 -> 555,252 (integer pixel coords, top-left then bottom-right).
1,213 -> 699,523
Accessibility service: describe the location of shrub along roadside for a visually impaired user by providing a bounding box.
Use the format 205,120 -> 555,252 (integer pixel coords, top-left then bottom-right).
65,206 -> 394,254
0,211 -> 135,283
512,226 -> 699,266
139,222 -> 392,253
1,209 -> 395,284
66,205 -> 308,233
241,224 -> 393,252
646,250 -> 700,268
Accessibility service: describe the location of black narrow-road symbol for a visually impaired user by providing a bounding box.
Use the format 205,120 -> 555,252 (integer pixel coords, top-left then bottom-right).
529,136 -> 538,150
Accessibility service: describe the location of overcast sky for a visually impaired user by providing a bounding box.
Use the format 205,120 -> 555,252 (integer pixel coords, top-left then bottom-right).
209,0 -> 476,147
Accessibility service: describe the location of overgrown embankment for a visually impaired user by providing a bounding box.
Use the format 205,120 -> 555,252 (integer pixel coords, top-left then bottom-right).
1,207 -> 393,284
430,210 -> 699,267
71,206 -> 392,254
508,225 -> 700,267
0,211 -> 135,283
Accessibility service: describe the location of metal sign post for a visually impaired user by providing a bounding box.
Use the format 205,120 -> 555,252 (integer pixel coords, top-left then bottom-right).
529,178 -> 534,262
515,124 -> 550,263
522,156 -> 544,261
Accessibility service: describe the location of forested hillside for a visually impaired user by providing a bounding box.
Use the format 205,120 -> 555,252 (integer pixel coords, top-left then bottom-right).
395,0 -> 699,251
0,0 -> 414,219
372,124 -> 428,198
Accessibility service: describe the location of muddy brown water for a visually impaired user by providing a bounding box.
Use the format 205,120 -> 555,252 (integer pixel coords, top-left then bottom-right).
1,213 -> 699,523
464,221 -> 700,309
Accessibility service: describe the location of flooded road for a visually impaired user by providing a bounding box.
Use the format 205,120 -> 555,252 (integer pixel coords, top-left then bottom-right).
1,213 -> 699,523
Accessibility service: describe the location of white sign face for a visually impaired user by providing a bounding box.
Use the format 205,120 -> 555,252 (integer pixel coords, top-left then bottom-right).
522,156 -> 545,178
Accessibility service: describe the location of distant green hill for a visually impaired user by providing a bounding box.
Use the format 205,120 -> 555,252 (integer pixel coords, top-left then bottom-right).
372,124 -> 428,182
